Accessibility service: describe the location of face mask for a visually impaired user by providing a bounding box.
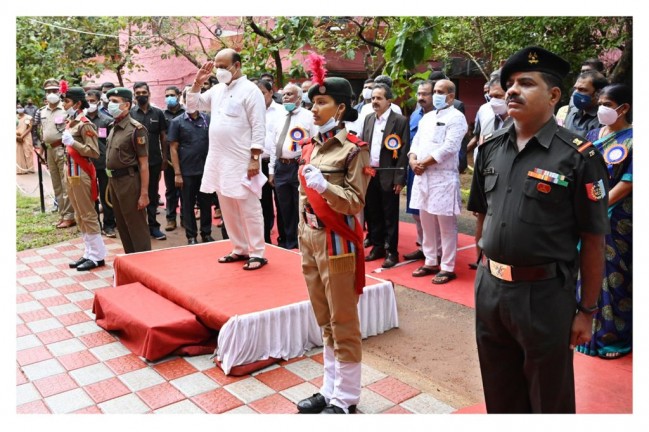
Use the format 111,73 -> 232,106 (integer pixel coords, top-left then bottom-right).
484,94 -> 491,103
17,108 -> 25,114
67,107 -> 78,118
46,93 -> 60,104
597,105 -> 623,126
101,94 -> 108,104
215,66 -> 233,85
165,96 -> 178,107
136,95 -> 149,106
317,106 -> 341,134
302,93 -> 310,104
283,102 -> 296,112
362,88 -> 373,100
489,97 -> 508,116
572,92 -> 592,110
433,93 -> 447,110
107,102 -> 123,118
87,103 -> 98,113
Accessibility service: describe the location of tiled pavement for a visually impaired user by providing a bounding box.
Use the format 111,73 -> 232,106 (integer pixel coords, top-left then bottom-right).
15,237 -> 456,415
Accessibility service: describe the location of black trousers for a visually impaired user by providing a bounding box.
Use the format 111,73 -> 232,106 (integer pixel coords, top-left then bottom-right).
260,159 -> 285,245
163,164 -> 181,222
146,163 -> 161,230
475,263 -> 577,413
180,175 -> 213,239
364,175 -> 400,253
95,167 -> 115,230
274,162 -> 300,249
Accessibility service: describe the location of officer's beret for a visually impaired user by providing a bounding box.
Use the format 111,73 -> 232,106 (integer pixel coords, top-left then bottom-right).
500,46 -> 570,90
43,78 -> 59,90
307,77 -> 353,102
106,87 -> 133,101
63,87 -> 89,109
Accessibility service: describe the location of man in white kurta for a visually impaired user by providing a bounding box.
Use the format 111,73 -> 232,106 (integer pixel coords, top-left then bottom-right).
187,49 -> 267,268
408,80 -> 467,282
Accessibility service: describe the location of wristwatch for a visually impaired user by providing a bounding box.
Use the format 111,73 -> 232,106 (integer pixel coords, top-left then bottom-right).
576,302 -> 599,314
251,154 -> 259,161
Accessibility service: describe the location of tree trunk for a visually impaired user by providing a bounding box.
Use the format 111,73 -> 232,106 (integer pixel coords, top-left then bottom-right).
610,18 -> 632,86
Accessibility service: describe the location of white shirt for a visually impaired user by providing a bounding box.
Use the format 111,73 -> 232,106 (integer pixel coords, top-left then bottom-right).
408,106 -> 468,216
347,102 -> 402,138
263,101 -> 285,160
186,75 -> 266,199
369,110 -> 390,167
269,105 -> 317,175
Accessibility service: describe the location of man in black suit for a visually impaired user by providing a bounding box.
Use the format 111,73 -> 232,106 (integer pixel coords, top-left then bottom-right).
362,83 -> 410,268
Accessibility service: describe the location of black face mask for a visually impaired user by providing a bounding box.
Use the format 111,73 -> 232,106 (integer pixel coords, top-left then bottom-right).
136,95 -> 149,105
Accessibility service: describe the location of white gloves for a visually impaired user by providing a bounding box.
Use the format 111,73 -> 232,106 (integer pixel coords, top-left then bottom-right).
303,164 -> 328,193
61,130 -> 74,146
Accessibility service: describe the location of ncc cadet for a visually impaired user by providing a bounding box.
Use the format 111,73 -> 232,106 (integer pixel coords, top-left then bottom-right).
60,85 -> 106,271
467,46 -> 610,413
105,87 -> 152,253
296,62 -> 371,414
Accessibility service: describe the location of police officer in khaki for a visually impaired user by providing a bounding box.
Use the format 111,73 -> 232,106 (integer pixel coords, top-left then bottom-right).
105,87 -> 151,253
60,85 -> 106,271
37,78 -> 75,228
468,46 -> 610,413
296,69 -> 371,414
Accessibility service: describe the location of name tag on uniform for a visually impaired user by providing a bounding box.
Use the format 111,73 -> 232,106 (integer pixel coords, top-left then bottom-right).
98,127 -> 107,138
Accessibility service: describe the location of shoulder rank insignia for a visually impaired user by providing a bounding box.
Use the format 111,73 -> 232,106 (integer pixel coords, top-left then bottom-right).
484,133 -> 493,141
347,133 -> 368,147
573,138 -> 583,146
577,141 -> 594,154
585,179 -> 606,201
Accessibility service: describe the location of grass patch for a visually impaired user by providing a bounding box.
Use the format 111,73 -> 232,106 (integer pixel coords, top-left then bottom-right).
16,191 -> 78,252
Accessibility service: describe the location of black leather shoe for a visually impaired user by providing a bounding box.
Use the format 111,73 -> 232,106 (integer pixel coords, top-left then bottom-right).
188,237 -> 198,245
69,257 -> 88,268
382,252 -> 399,268
201,234 -> 215,243
363,237 -> 371,248
76,259 -> 105,272
297,393 -> 327,414
403,249 -> 425,260
365,247 -> 386,262
321,404 -> 357,414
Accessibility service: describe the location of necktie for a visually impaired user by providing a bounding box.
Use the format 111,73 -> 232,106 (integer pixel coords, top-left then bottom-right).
275,112 -> 293,160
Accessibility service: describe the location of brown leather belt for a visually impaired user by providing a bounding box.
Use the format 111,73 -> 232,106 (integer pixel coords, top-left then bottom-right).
47,140 -> 62,148
482,256 -> 557,282
279,157 -> 299,165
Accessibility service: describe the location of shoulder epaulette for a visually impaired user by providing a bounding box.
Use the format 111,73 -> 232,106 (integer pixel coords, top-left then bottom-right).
298,137 -> 313,148
556,127 -> 597,157
78,116 -> 90,123
129,118 -> 144,129
346,132 -> 368,147
482,126 -> 509,145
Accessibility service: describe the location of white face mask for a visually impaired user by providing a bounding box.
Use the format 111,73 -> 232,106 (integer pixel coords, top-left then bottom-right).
67,107 -> 77,118
317,106 -> 341,134
107,102 -> 123,118
489,97 -> 508,116
215,66 -> 234,85
87,103 -> 98,113
597,105 -> 623,126
433,93 -> 447,110
46,93 -> 60,104
362,88 -> 373,100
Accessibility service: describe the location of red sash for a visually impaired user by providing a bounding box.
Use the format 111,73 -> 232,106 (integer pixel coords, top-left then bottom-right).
298,138 -> 366,294
67,144 -> 98,201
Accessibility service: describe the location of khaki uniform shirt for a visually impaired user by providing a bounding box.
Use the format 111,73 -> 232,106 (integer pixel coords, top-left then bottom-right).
67,115 -> 100,160
105,115 -> 148,170
40,104 -> 66,145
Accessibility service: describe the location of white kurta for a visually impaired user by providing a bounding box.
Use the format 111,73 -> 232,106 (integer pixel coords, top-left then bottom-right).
186,75 -> 266,199
262,101 -> 285,160
408,105 -> 468,216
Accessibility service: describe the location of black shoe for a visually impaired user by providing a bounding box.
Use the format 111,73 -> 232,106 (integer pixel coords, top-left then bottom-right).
188,237 -> 198,245
363,237 -> 371,248
382,252 -> 399,268
201,234 -> 215,243
76,259 -> 105,272
104,226 -> 117,238
365,247 -> 386,262
297,393 -> 327,414
403,249 -> 425,260
69,257 -> 88,268
321,404 -> 356,414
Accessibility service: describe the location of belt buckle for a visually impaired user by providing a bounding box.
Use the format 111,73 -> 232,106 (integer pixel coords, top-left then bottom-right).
489,259 -> 513,282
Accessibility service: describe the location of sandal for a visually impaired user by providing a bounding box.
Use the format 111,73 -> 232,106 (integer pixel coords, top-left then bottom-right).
243,257 -> 268,270
412,265 -> 440,277
432,271 -> 457,284
218,253 -> 249,263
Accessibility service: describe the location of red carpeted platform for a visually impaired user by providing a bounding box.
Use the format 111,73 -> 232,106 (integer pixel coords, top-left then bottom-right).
105,241 -> 398,375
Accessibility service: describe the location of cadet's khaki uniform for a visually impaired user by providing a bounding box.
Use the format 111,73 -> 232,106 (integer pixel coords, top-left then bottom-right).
106,115 -> 151,254
299,128 -> 370,363
40,104 -> 74,221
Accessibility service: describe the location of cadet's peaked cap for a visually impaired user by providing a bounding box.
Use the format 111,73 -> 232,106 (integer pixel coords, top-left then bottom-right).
307,77 -> 353,102
43,78 -> 59,90
500,46 -> 570,90
64,87 -> 86,103
106,87 -> 133,101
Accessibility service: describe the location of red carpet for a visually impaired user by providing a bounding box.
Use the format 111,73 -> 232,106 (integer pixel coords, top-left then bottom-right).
364,221 -> 478,308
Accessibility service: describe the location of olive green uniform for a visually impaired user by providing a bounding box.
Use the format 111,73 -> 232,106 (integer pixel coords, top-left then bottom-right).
106,115 -> 151,253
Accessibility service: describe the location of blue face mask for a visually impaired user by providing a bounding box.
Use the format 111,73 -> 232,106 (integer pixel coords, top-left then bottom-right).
433,93 -> 447,110
165,96 -> 178,107
283,102 -> 296,112
107,102 -> 123,118
572,92 -> 592,110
